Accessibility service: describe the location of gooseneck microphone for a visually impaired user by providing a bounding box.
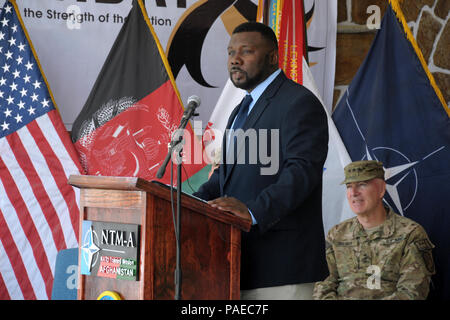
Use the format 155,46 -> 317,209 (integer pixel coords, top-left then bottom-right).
181,95 -> 200,123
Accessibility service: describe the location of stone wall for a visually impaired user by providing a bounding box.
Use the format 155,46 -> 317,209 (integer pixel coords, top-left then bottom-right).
333,0 -> 449,110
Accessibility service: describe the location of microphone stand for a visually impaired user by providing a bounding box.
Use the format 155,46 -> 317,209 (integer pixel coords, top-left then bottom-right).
156,104 -> 198,300
175,147 -> 182,300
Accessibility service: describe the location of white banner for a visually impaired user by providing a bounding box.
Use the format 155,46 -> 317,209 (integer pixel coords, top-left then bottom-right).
1,0 -> 335,129
0,0 -> 257,130
305,0 -> 337,112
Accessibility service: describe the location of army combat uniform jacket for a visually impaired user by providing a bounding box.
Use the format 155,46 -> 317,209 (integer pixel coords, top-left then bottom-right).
313,208 -> 435,300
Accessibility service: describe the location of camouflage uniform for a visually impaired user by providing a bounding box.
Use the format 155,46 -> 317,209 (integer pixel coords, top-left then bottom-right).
313,208 -> 435,300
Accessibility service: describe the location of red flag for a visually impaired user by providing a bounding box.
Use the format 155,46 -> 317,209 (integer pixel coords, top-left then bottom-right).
71,0 -> 204,184
277,0 -> 307,83
257,0 -> 308,83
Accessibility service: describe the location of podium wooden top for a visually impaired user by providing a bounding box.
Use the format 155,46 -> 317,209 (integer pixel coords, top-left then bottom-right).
69,174 -> 159,191
69,175 -> 251,232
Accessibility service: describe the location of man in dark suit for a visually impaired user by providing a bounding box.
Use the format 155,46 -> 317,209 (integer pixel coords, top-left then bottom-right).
194,22 -> 329,299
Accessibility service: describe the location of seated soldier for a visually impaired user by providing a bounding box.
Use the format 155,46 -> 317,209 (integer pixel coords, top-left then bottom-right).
313,160 -> 435,300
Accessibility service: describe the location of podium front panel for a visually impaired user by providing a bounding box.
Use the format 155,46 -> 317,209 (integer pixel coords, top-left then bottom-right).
70,176 -> 247,300
78,189 -> 147,300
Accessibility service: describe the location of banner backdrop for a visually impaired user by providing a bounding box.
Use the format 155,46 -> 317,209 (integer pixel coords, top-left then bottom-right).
0,0 -> 254,130
0,0 -> 335,129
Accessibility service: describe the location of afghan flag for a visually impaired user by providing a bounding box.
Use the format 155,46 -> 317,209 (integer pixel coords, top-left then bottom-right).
71,0 -> 204,185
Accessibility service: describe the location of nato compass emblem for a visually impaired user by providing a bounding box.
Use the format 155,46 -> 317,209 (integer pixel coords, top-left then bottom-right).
81,221 -> 100,275
362,145 -> 444,216
79,220 -> 140,280
345,90 -> 446,216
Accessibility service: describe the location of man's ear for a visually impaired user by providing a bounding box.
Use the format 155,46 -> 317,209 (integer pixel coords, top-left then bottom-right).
270,49 -> 279,67
378,179 -> 386,199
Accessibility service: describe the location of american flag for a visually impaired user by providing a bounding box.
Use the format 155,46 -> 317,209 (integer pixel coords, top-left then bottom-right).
0,1 -> 82,299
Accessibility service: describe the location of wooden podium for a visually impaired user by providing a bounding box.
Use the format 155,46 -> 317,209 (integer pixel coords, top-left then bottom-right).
68,175 -> 251,300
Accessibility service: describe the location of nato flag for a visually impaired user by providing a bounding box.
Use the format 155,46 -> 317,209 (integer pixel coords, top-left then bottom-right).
333,5 -> 450,300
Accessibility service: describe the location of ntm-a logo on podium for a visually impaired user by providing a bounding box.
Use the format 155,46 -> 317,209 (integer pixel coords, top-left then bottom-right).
80,220 -> 140,281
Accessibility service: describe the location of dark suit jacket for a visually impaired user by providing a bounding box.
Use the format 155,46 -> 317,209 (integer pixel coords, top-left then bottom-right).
194,72 -> 329,290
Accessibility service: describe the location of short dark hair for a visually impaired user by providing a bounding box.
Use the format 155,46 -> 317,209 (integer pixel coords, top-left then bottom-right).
232,22 -> 278,49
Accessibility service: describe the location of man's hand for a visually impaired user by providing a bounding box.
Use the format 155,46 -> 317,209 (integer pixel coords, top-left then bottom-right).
208,197 -> 252,222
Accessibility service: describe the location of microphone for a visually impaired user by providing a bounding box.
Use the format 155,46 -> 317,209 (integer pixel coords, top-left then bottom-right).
156,95 -> 201,179
181,95 -> 201,122
187,95 -> 201,109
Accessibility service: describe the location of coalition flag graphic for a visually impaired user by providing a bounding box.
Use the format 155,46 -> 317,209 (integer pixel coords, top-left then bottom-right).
333,1 -> 450,299
0,0 -> 82,299
167,0 -> 257,89
71,0 -> 204,185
